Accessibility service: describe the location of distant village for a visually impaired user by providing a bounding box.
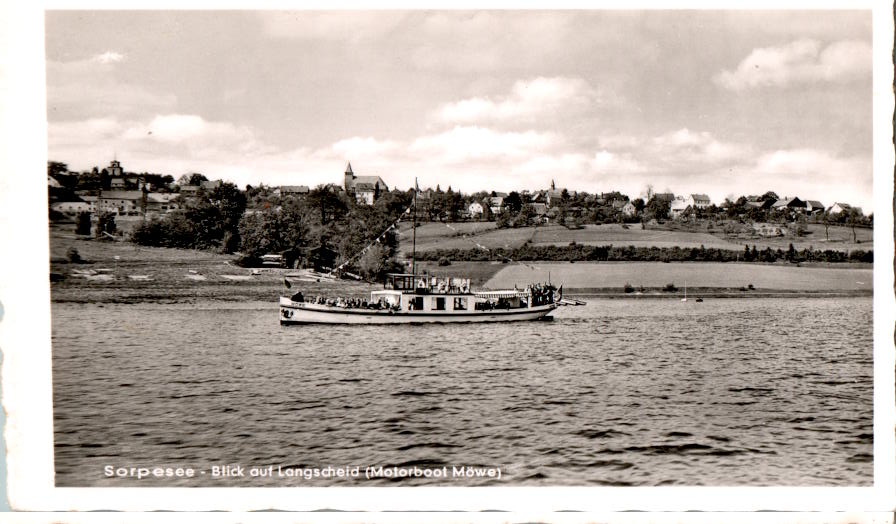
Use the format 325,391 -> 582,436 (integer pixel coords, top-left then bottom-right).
48,158 -> 870,237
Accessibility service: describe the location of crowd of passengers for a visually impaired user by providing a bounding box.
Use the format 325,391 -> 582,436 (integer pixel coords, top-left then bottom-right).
527,283 -> 557,306
290,282 -> 557,310
413,277 -> 472,294
290,291 -> 399,310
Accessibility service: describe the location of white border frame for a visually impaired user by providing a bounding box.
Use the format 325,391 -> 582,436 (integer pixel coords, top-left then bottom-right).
1,0 -> 893,514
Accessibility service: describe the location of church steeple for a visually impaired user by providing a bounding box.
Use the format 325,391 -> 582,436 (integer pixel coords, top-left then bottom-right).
344,161 -> 355,192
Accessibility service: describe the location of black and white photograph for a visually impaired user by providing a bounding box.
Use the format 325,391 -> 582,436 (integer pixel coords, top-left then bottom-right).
2,2 -> 894,514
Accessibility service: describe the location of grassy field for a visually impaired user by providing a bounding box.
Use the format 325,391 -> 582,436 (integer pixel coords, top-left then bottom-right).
49,225 -> 377,303
485,261 -> 873,293
398,221 -> 872,254
530,224 -> 737,250
397,222 -> 534,254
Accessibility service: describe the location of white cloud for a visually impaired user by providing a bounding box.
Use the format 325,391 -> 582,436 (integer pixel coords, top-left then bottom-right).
590,150 -> 646,175
410,126 -> 559,164
94,51 -> 124,64
652,128 -> 752,164
436,77 -> 598,125
123,114 -> 254,146
714,39 -> 872,90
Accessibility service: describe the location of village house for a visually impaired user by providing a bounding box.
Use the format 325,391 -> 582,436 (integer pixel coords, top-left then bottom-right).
91,190 -> 179,217
805,200 -> 825,213
546,180 -> 565,207
690,194 -> 711,209
622,201 -> 637,218
745,195 -> 774,209
145,193 -> 179,215
669,197 -> 690,218
827,202 -> 862,215
531,202 -> 549,222
343,162 -> 388,205
50,200 -> 91,215
96,190 -> 144,216
489,196 -> 504,215
771,197 -> 806,210
468,201 -> 484,218
274,185 -> 310,197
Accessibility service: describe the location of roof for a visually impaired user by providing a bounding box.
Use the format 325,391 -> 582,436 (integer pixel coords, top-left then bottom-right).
772,198 -> 789,207
100,191 -> 143,200
200,180 -> 222,189
51,201 -> 90,209
691,194 -> 710,201
345,162 -> 353,174
654,193 -> 675,201
806,200 -> 824,208
349,175 -> 387,191
146,193 -> 178,203
280,185 -> 309,193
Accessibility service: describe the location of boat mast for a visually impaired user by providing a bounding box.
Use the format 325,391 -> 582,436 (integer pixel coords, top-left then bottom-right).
412,178 -> 418,276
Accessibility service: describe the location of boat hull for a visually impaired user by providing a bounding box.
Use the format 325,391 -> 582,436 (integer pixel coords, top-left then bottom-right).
279,297 -> 557,325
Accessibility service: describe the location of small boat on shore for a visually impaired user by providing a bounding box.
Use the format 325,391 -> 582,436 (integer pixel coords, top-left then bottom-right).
280,274 -> 560,325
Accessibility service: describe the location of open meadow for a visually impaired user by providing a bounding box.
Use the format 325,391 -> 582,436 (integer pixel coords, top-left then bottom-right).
485,261 -> 872,294
49,226 -> 376,303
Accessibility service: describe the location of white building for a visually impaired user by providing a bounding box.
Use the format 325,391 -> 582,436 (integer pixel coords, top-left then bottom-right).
468,202 -> 484,218
343,162 -> 388,205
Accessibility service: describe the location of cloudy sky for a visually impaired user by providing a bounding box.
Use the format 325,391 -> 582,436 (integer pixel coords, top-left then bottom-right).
45,10 -> 873,210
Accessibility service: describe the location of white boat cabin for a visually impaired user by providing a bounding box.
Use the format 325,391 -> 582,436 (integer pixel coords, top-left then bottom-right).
371,273 -> 549,313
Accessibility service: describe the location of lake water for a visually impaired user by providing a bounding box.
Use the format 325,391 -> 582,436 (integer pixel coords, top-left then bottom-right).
52,297 -> 873,487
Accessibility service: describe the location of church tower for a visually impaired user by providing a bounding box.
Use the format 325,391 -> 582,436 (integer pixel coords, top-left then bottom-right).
344,162 -> 355,192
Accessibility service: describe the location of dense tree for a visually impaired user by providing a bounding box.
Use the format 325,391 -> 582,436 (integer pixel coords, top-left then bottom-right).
306,184 -> 348,224
188,173 -> 208,186
504,191 -> 523,214
645,196 -> 670,221
761,191 -> 780,202
48,161 -> 68,178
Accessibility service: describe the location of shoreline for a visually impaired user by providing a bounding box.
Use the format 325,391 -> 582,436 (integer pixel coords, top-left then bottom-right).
49,230 -> 874,305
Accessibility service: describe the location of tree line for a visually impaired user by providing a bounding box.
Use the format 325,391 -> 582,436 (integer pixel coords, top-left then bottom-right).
417,243 -> 873,264
131,184 -> 413,280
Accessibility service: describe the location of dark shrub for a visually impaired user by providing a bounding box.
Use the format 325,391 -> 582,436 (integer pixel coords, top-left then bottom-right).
438,257 -> 451,266
623,282 -> 634,293
66,247 -> 81,263
663,283 -> 678,292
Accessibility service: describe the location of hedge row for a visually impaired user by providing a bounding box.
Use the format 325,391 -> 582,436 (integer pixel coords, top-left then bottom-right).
416,244 -> 873,264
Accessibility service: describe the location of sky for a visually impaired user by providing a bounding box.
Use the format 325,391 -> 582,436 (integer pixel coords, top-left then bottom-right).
45,10 -> 874,211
